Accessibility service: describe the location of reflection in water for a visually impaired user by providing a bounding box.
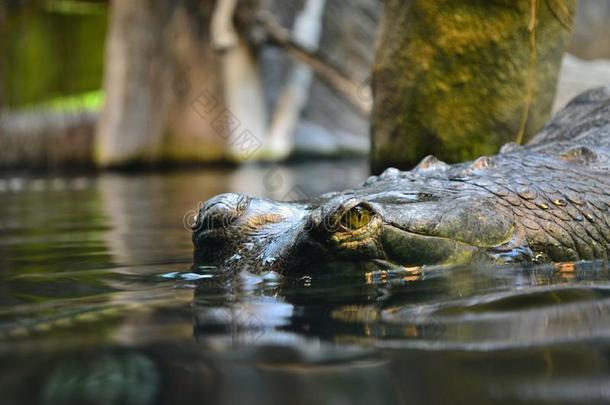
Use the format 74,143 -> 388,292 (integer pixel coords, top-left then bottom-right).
1,162 -> 610,404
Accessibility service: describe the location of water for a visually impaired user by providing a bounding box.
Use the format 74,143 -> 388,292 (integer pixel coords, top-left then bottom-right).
1,161 -> 610,405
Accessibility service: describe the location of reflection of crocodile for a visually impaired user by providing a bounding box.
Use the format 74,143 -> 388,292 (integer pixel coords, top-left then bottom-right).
193,88 -> 610,272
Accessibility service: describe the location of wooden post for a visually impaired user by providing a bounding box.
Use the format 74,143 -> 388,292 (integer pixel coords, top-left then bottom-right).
95,0 -> 227,167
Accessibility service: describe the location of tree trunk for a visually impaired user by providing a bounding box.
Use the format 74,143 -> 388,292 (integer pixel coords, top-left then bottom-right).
0,109 -> 95,169
371,0 -> 576,174
95,0 -> 228,167
96,0 -> 378,167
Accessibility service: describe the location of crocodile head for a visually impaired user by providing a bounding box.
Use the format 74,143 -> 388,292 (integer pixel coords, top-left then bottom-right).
192,88 -> 610,273
192,165 -> 520,274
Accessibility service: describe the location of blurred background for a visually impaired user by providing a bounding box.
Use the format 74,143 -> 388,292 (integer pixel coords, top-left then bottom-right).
1,0 -> 609,170
1,3 -> 610,404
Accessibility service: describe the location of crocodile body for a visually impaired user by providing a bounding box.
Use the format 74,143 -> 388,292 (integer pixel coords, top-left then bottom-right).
193,88 -> 610,272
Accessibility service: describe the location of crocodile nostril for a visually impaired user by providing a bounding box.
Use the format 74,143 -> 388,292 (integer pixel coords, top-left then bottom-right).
196,193 -> 250,231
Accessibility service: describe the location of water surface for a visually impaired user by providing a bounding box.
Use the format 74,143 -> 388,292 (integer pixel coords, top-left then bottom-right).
1,161 -> 610,405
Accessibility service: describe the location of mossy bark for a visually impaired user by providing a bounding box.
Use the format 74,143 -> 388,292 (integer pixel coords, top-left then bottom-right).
371,0 -> 576,173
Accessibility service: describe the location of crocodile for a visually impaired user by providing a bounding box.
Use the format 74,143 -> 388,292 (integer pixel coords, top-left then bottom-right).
192,87 -> 610,273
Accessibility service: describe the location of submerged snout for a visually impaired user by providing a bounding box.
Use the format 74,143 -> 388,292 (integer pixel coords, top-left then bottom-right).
192,193 -> 314,271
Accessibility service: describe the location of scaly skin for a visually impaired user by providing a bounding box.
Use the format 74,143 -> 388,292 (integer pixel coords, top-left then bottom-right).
193,88 -> 610,272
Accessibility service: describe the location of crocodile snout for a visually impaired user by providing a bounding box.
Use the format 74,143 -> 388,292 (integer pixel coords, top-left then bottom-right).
193,194 -> 315,271
195,193 -> 250,231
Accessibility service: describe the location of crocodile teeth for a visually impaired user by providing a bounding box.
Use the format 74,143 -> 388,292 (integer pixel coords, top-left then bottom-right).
414,155 -> 449,173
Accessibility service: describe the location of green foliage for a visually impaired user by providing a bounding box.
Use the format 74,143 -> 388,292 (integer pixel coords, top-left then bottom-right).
41,89 -> 104,111
0,1 -> 107,108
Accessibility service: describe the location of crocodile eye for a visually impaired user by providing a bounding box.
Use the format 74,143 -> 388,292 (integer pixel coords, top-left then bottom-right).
339,204 -> 373,231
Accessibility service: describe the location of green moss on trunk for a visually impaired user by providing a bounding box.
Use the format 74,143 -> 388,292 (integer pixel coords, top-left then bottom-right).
371,0 -> 576,173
